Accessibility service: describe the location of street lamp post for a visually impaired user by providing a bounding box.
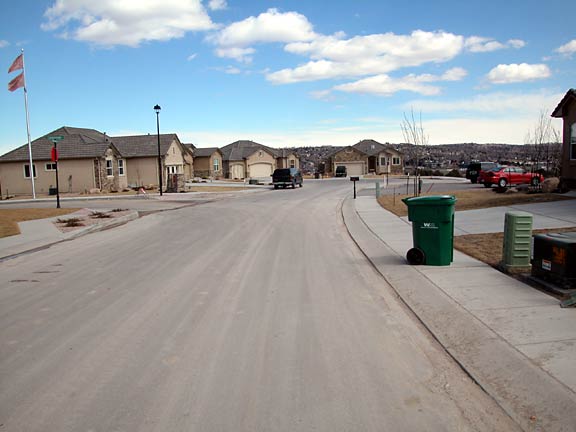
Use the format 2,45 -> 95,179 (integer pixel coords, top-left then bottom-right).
154,104 -> 163,196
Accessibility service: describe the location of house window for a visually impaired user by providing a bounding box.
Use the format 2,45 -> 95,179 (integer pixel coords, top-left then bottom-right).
106,159 -> 113,177
213,158 -> 220,172
167,165 -> 181,174
118,159 -> 125,176
290,159 -> 295,168
571,123 -> 576,160
392,157 -> 400,165
259,151 -> 263,157
45,162 -> 57,171
24,164 -> 37,178
380,157 -> 386,166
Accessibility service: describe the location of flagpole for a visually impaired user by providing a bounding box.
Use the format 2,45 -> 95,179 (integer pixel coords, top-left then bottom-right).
21,49 -> 36,199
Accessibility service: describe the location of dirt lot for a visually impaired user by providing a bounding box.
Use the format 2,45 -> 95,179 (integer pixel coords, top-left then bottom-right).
0,208 -> 79,238
378,188 -> 576,272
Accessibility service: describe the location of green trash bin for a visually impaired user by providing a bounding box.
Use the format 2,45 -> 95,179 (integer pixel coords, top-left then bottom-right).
402,195 -> 457,266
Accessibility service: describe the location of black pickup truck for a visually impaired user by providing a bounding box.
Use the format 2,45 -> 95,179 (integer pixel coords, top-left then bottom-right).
272,168 -> 303,189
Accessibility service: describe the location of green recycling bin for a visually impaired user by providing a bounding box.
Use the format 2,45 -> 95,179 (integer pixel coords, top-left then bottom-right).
402,195 -> 457,266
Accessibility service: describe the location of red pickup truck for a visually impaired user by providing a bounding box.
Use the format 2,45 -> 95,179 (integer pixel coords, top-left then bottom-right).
480,166 -> 544,188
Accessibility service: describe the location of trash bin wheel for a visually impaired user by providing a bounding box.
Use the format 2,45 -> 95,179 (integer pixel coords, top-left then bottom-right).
406,247 -> 426,265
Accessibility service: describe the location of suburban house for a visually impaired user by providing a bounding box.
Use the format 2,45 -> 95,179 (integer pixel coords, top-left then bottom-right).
324,139 -> 403,176
0,126 -> 194,197
219,140 -> 272,179
276,149 -> 301,169
551,88 -> 576,189
0,127 -> 126,195
113,134 -> 193,191
190,147 -> 223,178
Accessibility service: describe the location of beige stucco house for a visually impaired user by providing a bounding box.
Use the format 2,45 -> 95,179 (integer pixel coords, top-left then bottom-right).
325,139 -> 403,176
551,88 -> 576,189
0,127 -> 126,196
112,134 -> 193,191
189,147 -> 223,178
221,140 -> 278,179
276,149 -> 300,169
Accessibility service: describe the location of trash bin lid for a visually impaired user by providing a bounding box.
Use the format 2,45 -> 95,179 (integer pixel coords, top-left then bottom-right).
402,195 -> 456,206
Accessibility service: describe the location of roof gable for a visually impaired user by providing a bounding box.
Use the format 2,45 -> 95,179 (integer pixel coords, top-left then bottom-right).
193,147 -> 221,158
112,134 -> 182,158
352,139 -> 387,156
552,89 -> 576,118
220,140 -> 278,161
0,126 -> 116,162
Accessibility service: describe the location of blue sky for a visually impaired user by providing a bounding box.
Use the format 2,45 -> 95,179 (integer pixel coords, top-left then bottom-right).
1,0 -> 574,155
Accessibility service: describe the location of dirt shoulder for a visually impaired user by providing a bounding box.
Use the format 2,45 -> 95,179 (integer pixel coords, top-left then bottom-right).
0,208 -> 79,238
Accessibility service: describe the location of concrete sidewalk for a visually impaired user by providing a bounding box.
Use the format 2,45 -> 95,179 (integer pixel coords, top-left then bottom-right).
0,208 -> 139,260
343,195 -> 576,431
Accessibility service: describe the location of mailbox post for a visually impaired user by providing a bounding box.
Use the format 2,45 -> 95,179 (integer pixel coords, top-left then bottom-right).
350,176 -> 359,199
48,135 -> 64,208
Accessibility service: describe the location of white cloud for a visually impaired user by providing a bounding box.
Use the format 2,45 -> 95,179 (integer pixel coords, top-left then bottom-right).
486,63 -> 551,84
555,39 -> 576,56
464,37 -> 525,53
42,0 -> 216,47
0,40 -> 9,48
268,30 -> 464,84
208,8 -> 316,61
333,68 -> 467,97
208,0 -> 227,11
187,53 -> 197,61
404,90 -> 564,115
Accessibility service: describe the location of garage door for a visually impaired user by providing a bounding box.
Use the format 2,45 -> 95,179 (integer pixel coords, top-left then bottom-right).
339,162 -> 364,176
249,163 -> 272,178
230,164 -> 245,179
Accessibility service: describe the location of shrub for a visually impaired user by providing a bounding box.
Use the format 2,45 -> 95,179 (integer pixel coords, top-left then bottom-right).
90,211 -> 112,219
445,169 -> 462,178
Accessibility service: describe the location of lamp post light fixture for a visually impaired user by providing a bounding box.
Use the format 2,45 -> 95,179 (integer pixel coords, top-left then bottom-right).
154,104 -> 163,196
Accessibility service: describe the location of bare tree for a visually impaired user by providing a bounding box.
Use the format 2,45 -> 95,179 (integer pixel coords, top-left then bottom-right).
401,108 -> 428,195
525,110 -> 561,176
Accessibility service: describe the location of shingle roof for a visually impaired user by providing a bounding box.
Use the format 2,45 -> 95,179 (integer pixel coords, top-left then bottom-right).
352,139 -> 388,156
193,147 -> 220,157
220,140 -> 278,161
0,126 -> 115,162
112,134 -> 181,157
551,89 -> 576,118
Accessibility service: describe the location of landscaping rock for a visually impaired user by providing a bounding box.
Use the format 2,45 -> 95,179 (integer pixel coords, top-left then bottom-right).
541,177 -> 560,193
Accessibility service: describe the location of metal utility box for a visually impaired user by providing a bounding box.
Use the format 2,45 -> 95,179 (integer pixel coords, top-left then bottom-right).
502,211 -> 533,269
531,232 -> 576,287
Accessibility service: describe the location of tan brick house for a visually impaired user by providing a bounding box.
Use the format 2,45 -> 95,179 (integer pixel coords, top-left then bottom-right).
324,139 -> 404,176
189,147 -> 223,178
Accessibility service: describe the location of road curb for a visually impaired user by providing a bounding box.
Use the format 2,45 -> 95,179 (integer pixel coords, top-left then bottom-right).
341,197 -> 576,432
63,211 -> 140,240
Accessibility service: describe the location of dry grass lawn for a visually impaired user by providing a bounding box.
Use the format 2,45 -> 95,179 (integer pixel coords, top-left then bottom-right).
0,208 -> 78,238
454,227 -> 576,269
377,188 -> 574,217
377,188 -> 576,273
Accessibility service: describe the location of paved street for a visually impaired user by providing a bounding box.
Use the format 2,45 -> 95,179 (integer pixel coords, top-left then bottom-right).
0,180 -> 520,431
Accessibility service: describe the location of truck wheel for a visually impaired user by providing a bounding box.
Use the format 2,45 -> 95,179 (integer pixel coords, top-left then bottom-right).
299,182 -> 303,188
274,185 -> 278,189
292,182 -> 296,189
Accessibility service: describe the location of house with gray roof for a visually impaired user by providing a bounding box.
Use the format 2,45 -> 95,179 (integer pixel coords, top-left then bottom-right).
0,126 -> 125,195
324,139 -> 403,176
220,140 -> 299,179
190,147 -> 223,178
113,134 -> 193,191
0,126 -> 193,197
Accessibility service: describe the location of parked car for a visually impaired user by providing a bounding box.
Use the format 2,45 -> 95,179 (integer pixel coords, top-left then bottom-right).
466,161 -> 499,184
481,166 -> 544,188
272,168 -> 303,189
335,166 -> 347,177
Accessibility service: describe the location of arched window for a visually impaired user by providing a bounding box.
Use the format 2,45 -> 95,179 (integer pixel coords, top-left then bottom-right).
571,123 -> 576,160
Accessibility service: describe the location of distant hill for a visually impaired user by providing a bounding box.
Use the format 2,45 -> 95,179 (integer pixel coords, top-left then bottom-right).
280,143 -> 561,173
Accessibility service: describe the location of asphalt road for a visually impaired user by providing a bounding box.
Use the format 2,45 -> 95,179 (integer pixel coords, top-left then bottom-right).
0,180 -> 520,431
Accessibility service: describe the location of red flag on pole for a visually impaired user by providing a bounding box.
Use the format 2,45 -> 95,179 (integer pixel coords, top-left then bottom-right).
51,147 -> 58,162
8,54 -> 23,73
8,72 -> 25,92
